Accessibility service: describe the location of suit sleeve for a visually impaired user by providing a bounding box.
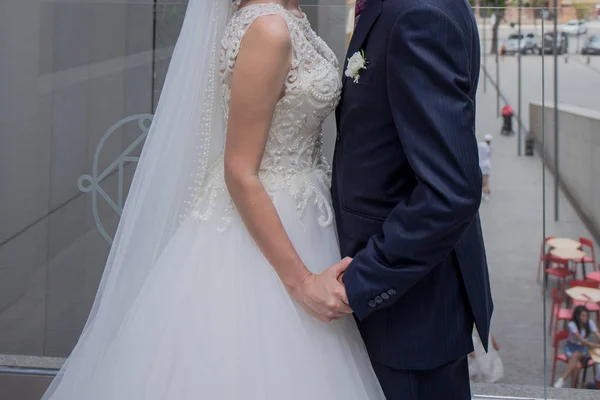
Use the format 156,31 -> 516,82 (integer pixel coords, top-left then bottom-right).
342,5 -> 482,320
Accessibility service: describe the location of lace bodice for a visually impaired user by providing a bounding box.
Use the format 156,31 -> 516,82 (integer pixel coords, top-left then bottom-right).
191,2 -> 342,231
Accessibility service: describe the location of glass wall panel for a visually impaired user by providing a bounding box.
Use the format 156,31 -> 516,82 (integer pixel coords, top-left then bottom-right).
476,3 -> 600,395
2,0 -> 599,399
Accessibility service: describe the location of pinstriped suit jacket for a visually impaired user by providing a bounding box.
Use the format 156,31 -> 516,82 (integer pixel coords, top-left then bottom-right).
332,0 -> 493,370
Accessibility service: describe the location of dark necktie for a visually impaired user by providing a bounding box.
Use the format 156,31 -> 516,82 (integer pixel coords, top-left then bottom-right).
355,0 -> 367,19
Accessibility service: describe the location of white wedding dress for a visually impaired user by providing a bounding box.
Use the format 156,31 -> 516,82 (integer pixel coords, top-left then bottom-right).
43,3 -> 385,400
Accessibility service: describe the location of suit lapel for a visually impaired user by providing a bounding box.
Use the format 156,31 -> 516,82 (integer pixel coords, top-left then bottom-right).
343,0 -> 382,84
337,0 -> 382,127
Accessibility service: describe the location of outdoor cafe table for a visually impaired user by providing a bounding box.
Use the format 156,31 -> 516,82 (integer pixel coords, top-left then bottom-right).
546,237 -> 582,250
550,248 -> 589,278
544,239 -> 584,281
565,286 -> 600,303
592,349 -> 600,364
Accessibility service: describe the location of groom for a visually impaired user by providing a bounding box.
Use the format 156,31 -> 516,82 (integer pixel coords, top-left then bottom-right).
330,0 -> 493,398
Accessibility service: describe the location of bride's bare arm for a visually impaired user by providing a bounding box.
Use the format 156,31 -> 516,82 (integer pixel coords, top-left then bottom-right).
224,15 -> 351,321
225,16 -> 302,289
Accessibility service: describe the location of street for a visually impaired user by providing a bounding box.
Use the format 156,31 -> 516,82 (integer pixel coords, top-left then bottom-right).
481,53 -> 600,131
477,20 -> 600,144
480,19 -> 600,56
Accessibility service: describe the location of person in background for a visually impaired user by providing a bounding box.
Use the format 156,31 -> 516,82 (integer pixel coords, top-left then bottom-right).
478,134 -> 492,202
554,306 -> 600,388
501,104 -> 513,135
468,328 -> 503,383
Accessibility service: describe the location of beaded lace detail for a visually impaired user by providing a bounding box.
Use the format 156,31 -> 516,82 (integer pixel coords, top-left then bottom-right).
191,2 -> 342,231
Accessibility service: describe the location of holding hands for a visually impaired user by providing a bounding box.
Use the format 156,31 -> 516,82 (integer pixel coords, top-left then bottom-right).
289,257 -> 353,322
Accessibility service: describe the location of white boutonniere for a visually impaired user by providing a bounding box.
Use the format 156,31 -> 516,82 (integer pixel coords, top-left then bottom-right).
345,50 -> 368,83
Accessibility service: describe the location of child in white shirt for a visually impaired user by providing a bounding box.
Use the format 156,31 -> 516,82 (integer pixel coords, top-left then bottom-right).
478,134 -> 492,201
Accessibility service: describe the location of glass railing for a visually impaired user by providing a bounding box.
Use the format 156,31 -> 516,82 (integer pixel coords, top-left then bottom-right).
476,4 -> 600,395
1,1 -> 599,399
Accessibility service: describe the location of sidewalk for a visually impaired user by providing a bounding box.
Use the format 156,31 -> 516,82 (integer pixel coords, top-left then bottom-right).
475,83 -> 598,386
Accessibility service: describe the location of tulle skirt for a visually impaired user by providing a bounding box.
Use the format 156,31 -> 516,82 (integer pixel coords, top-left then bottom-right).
43,174 -> 385,399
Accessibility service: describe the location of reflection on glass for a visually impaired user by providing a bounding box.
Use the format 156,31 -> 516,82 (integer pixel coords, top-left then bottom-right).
1,2 -> 599,399
475,4 -> 600,396
0,0 -> 347,363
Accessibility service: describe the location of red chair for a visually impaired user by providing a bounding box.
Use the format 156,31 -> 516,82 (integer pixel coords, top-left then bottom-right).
549,288 -> 573,336
570,279 -> 600,289
579,237 -> 597,272
568,279 -> 600,325
538,236 -> 556,282
587,270 -> 600,283
546,258 -> 576,292
551,329 -> 596,386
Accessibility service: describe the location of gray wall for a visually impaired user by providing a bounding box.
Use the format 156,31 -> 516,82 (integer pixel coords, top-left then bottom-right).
0,0 -> 348,360
0,0 -> 155,358
529,102 -> 600,240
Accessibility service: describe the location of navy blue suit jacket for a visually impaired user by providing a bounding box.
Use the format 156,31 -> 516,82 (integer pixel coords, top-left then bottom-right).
333,0 -> 493,371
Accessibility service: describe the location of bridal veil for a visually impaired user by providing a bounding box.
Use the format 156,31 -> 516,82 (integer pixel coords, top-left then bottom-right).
42,0 -> 230,396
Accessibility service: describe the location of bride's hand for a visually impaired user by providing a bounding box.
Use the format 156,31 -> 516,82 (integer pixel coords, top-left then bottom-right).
289,257 -> 353,322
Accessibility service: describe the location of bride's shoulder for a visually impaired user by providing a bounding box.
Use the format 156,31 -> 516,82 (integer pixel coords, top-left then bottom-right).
235,12 -> 292,54
225,3 -> 295,48
249,13 -> 290,38
221,3 -> 295,73
233,2 -> 292,22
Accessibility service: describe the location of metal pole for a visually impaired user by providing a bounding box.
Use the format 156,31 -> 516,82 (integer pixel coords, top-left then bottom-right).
541,10 -> 548,395
554,0 -> 559,221
151,0 -> 158,110
483,8 -> 487,93
495,2 -> 500,117
517,1 -> 523,156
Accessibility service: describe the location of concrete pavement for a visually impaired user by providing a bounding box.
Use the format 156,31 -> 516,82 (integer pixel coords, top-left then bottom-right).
475,78 -> 598,387
479,52 -> 600,151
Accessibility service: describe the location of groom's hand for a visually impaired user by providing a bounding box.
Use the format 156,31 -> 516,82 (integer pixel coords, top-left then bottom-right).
290,257 -> 353,322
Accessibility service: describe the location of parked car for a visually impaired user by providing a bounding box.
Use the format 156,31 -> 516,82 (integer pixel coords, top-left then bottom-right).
538,32 -> 569,55
502,33 -> 538,55
582,35 -> 600,55
561,19 -> 588,35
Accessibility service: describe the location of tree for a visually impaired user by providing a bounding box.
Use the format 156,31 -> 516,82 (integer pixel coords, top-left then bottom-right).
529,0 -> 547,22
469,0 -> 506,54
575,3 -> 592,21
487,0 -> 507,55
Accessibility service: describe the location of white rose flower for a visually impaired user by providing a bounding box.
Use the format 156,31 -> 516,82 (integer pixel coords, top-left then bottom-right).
345,50 -> 367,83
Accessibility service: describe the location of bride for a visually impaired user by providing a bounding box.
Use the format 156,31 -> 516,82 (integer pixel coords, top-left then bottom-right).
42,0 -> 386,398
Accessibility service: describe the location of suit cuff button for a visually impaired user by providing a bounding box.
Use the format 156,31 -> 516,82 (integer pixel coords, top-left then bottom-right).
381,293 -> 389,300
387,289 -> 397,296
368,300 -> 377,308
375,296 -> 383,304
